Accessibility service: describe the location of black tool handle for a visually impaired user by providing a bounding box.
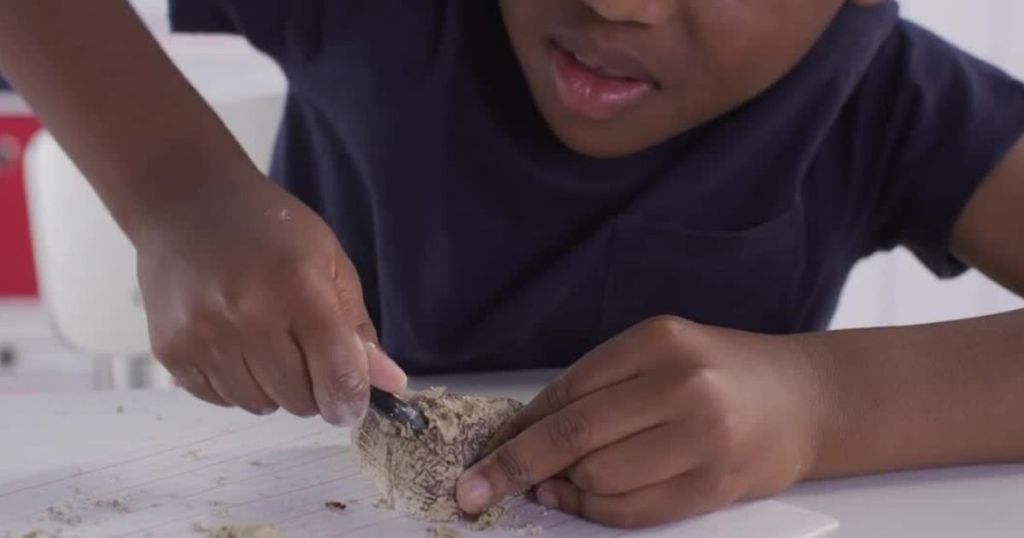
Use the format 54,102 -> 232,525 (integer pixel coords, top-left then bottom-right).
369,386 -> 428,434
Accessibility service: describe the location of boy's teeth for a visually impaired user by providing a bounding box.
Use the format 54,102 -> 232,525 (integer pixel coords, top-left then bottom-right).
573,51 -> 634,80
572,51 -> 631,80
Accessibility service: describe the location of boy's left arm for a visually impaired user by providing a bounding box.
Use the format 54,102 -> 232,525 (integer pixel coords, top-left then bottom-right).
952,136 -> 1024,293
456,136 -> 1024,528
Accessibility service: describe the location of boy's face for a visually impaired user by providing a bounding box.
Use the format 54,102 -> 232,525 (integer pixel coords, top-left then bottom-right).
499,0 -> 848,157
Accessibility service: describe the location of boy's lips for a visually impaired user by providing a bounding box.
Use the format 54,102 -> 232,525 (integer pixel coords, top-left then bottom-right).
548,38 -> 657,122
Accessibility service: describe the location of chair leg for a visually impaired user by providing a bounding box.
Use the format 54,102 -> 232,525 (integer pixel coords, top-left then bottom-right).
92,356 -> 115,391
126,355 -> 171,388
93,355 -> 173,390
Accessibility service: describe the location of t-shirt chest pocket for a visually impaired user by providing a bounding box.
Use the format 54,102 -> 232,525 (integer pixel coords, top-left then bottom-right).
598,205 -> 806,338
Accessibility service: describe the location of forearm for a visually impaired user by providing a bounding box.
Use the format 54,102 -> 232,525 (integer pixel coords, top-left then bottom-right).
0,0 -> 259,239
799,310 -> 1024,478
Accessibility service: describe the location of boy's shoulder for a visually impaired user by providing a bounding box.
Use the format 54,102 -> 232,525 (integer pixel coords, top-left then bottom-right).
168,0 -> 467,60
842,9 -> 1024,277
872,14 -> 1017,88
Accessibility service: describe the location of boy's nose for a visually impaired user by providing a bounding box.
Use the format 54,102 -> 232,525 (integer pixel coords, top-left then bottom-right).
580,0 -> 677,26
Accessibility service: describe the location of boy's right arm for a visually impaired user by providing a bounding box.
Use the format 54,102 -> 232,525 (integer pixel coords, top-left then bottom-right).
0,0 -> 406,424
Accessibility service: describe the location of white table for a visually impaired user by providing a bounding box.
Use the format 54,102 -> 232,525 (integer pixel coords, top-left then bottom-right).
2,371 -> 1022,537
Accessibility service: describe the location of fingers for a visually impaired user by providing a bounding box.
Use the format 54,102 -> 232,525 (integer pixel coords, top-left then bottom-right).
482,323 -> 664,455
568,422 -> 704,495
293,293 -> 371,426
152,248 -> 400,424
242,332 -> 318,417
205,343 -> 277,415
365,342 -> 408,394
156,334 -> 240,409
190,315 -> 277,414
536,470 -> 742,529
457,376 -> 665,514
171,364 -> 231,407
331,255 -> 407,394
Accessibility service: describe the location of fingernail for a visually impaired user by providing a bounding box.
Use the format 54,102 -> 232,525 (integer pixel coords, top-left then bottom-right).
456,472 -> 493,513
259,407 -> 276,416
365,341 -> 408,393
536,483 -> 558,509
383,356 -> 408,392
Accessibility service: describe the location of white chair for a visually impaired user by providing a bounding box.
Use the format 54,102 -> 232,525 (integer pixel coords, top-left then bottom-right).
25,36 -> 287,389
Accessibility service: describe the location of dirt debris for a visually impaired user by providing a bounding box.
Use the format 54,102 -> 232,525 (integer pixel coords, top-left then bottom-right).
44,504 -> 81,526
95,498 -> 132,514
324,501 -> 347,512
425,528 -> 461,538
198,524 -> 280,538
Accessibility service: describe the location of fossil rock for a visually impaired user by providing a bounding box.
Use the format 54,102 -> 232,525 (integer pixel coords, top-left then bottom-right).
355,387 -> 523,522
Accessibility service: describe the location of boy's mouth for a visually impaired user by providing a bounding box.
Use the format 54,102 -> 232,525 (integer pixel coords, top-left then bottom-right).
548,37 -> 657,122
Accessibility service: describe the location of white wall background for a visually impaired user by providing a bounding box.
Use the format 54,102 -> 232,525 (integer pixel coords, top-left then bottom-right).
128,0 -> 170,33
831,0 -> 1024,329
124,0 -> 1024,329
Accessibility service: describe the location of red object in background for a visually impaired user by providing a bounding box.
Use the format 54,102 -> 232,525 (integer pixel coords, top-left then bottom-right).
0,112 -> 42,297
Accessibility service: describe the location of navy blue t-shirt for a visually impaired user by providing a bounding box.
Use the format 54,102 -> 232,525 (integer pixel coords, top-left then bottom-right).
171,1 -> 1024,374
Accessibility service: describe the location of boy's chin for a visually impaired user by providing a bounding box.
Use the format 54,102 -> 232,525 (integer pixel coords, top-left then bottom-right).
543,115 -> 684,159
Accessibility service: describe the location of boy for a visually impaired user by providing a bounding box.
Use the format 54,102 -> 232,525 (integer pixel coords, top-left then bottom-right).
1,0 -> 1023,528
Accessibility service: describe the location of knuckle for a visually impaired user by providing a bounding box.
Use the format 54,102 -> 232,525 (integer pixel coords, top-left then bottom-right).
544,408 -> 593,456
329,369 -> 369,402
336,299 -> 372,334
331,257 -> 361,291
708,412 -> 741,451
570,458 -> 610,494
492,448 -> 533,489
687,368 -> 728,406
543,376 -> 573,412
280,394 -> 319,417
643,315 -> 691,342
334,279 -> 361,307
221,287 -> 272,325
352,321 -> 378,345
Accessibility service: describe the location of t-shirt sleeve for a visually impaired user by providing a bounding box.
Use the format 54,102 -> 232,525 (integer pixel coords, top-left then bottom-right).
169,0 -> 322,60
867,21 -> 1024,277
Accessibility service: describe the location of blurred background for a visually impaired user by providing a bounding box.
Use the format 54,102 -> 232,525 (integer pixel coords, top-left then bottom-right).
0,0 -> 1021,395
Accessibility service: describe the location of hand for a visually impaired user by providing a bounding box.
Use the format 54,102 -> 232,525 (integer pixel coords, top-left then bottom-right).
456,317 -> 827,528
134,171 -> 406,425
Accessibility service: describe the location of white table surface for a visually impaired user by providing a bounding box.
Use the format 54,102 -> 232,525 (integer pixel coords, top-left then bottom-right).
2,370 -> 1022,538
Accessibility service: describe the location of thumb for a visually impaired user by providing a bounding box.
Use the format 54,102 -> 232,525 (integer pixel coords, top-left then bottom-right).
333,252 -> 408,394
365,341 -> 408,394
